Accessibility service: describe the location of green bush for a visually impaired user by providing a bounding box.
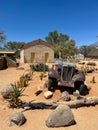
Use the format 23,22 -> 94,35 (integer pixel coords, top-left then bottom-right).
30,63 -> 48,72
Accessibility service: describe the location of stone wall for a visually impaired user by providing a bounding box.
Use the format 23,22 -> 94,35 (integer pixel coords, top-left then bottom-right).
21,45 -> 54,63
0,57 -> 7,70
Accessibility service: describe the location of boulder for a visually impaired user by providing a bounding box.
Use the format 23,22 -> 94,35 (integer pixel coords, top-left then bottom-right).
44,91 -> 53,99
45,104 -> 75,127
1,84 -> 14,98
73,90 -> 81,99
60,91 -> 71,101
9,112 -> 26,126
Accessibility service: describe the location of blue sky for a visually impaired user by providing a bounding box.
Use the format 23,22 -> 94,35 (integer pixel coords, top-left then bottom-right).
0,0 -> 98,47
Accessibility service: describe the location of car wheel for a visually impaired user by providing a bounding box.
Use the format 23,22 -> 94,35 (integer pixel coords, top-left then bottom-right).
80,84 -> 88,95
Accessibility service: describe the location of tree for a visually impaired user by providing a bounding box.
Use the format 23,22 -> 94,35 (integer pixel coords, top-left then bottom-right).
78,45 -> 96,59
45,30 -> 69,45
45,30 -> 76,59
60,40 -> 76,59
58,33 -> 69,45
0,30 -> 6,48
53,40 -> 76,59
53,44 -> 61,58
45,30 -> 59,44
4,41 -> 25,50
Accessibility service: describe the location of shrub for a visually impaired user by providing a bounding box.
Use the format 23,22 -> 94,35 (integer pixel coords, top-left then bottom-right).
39,72 -> 47,80
30,63 -> 48,72
17,72 -> 32,88
90,76 -> 96,83
7,83 -> 26,108
17,75 -> 28,88
80,65 -> 88,75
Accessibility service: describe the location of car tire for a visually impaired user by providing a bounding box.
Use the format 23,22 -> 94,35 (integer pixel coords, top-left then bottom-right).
80,84 -> 89,95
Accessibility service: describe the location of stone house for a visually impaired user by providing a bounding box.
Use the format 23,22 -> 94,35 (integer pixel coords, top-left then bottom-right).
87,48 -> 98,59
20,39 -> 54,63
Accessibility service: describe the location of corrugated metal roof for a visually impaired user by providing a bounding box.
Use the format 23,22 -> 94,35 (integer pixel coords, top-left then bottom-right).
0,50 -> 16,54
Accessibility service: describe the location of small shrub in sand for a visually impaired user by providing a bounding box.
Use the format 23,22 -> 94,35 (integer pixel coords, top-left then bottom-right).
7,83 -> 26,108
90,76 -> 96,83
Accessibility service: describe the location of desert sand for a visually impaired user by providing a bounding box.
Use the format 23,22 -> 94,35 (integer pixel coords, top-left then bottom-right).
0,63 -> 98,130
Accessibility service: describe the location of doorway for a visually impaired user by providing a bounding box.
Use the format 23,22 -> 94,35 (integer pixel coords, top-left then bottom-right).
45,53 -> 49,63
31,52 -> 35,63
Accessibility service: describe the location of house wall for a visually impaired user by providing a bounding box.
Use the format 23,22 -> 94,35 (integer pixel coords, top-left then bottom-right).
20,50 -> 24,63
21,45 -> 54,63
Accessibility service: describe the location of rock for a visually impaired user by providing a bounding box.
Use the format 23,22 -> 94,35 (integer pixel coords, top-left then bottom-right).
1,84 -> 14,98
60,91 -> 71,101
45,104 -> 75,127
9,112 -> 26,126
73,90 -> 81,99
44,91 -> 53,99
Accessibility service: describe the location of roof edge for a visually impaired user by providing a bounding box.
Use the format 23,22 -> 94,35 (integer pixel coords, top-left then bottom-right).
22,39 -> 53,49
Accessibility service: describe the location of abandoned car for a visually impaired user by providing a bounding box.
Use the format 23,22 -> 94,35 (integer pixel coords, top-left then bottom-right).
48,62 -> 89,95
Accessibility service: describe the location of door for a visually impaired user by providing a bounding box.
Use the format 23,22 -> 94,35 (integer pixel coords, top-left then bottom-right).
45,53 -> 49,63
31,52 -> 35,63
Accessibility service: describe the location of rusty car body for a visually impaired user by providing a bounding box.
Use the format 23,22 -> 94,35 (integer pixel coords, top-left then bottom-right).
48,59 -> 88,95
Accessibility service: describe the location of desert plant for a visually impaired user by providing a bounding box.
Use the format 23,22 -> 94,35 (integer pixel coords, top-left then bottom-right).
80,65 -> 87,75
7,83 -> 26,108
30,64 -> 35,73
39,71 -> 47,81
90,76 -> 96,83
39,72 -> 44,81
24,72 -> 32,81
18,77 -> 28,88
17,73 -> 31,88
30,63 -> 48,72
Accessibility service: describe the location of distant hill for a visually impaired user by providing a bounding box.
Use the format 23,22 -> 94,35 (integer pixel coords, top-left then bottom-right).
90,41 -> 98,47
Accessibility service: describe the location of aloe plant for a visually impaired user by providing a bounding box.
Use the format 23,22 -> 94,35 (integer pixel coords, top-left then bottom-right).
7,83 -> 26,108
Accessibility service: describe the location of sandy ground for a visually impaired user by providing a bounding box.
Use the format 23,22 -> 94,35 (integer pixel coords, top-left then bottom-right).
0,63 -> 98,130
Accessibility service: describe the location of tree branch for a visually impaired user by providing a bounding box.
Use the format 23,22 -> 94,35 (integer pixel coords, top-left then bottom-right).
20,97 -> 98,111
